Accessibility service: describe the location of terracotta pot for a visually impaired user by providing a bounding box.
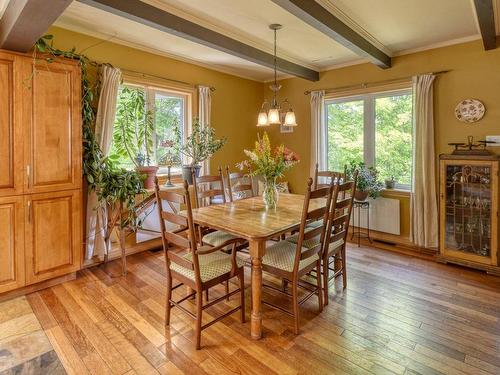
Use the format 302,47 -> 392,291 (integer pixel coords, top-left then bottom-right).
354,190 -> 369,201
182,165 -> 201,185
137,166 -> 159,189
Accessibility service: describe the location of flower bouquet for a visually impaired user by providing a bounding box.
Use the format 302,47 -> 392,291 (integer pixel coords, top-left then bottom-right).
238,132 -> 299,209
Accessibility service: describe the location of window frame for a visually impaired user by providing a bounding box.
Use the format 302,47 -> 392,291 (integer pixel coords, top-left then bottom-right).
325,87 -> 413,191
119,78 -> 193,175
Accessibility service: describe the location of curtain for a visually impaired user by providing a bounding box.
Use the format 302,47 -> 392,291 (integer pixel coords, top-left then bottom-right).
198,86 -> 212,176
310,90 -> 327,177
411,74 -> 438,249
85,65 -> 122,260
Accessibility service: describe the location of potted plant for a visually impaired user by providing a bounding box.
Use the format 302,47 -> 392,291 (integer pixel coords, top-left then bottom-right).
346,161 -> 383,201
174,118 -> 226,184
385,176 -> 396,189
111,86 -> 158,189
238,132 -> 299,209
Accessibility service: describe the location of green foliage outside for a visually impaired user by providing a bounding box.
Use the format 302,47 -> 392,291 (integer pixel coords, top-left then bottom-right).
327,93 -> 413,186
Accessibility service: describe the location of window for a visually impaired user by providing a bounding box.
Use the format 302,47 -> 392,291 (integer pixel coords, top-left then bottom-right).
325,88 -> 413,189
108,83 -> 190,173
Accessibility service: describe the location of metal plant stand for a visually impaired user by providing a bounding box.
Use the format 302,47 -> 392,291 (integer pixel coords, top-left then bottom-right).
350,200 -> 372,247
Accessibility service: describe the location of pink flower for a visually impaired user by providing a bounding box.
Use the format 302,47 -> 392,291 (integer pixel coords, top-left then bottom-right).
160,139 -> 175,148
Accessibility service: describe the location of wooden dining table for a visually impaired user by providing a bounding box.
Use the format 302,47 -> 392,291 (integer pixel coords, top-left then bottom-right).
185,193 -> 324,339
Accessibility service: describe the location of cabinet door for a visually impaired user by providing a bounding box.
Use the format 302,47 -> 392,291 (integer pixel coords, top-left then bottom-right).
0,196 -> 25,293
0,52 -> 23,197
24,60 -> 81,194
25,190 -> 81,284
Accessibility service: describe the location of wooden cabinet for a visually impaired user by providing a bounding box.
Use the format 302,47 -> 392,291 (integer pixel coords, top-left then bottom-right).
0,52 -> 24,197
0,196 -> 25,293
0,49 -> 82,294
439,155 -> 499,274
24,60 -> 82,194
25,190 -> 81,284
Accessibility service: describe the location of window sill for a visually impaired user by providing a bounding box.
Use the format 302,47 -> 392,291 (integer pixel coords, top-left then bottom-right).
381,188 -> 411,197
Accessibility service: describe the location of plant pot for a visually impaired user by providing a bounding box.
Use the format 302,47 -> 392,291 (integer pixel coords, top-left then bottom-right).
354,190 -> 369,201
385,179 -> 395,189
137,166 -> 159,189
182,165 -> 201,185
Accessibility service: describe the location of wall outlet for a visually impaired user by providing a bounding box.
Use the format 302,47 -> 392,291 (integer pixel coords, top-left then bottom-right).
486,135 -> 500,146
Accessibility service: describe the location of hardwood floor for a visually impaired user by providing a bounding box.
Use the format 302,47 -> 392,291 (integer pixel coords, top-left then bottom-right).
3,244 -> 500,374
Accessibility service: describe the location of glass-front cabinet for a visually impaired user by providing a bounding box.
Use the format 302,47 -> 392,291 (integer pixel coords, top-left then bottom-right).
439,155 -> 498,267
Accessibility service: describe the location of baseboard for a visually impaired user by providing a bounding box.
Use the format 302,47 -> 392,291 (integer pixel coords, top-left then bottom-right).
0,273 -> 77,303
436,255 -> 500,276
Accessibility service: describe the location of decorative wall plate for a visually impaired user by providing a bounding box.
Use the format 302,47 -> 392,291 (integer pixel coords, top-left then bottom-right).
455,99 -> 485,123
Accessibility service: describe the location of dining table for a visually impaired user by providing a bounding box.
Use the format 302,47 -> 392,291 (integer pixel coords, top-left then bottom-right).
185,193 -> 324,339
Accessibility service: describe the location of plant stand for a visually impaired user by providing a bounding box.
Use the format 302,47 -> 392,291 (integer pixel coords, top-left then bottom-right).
350,200 -> 372,247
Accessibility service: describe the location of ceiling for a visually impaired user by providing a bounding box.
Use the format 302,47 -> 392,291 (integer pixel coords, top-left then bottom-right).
52,0 -> 484,81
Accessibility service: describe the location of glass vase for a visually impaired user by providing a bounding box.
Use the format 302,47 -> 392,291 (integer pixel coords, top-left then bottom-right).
262,178 -> 279,209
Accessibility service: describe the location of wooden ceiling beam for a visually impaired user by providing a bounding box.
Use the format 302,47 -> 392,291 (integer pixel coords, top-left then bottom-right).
473,0 -> 497,50
77,0 -> 319,81
0,0 -> 73,52
271,0 -> 391,69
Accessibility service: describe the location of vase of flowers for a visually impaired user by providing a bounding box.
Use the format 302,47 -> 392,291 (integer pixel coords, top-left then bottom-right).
238,132 -> 299,209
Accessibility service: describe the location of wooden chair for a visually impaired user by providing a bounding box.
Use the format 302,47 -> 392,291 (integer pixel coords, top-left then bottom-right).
261,178 -> 333,334
313,163 -> 346,190
226,166 -> 254,202
154,178 -> 246,349
322,171 -> 358,304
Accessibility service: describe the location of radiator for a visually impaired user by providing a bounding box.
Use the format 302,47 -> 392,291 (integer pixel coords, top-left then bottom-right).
350,197 -> 400,235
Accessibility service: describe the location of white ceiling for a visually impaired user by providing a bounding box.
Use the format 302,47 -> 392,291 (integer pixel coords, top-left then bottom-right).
53,0 -> 484,81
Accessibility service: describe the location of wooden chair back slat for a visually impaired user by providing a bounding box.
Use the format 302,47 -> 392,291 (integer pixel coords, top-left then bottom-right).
226,166 -> 254,202
300,245 -> 322,260
167,251 -> 194,270
164,230 -> 191,248
303,226 -> 323,240
307,206 -> 328,221
313,163 -> 347,190
161,211 -> 188,227
157,190 -> 186,204
192,167 -> 226,208
309,186 -> 331,199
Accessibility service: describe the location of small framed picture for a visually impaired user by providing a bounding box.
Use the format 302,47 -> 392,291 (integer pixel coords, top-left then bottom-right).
280,124 -> 294,133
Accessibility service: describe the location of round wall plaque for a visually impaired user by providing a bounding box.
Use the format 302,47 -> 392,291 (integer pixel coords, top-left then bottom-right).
454,99 -> 485,123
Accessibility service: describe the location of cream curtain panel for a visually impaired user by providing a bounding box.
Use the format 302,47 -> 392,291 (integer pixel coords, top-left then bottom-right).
85,65 -> 122,260
310,90 -> 327,177
198,86 -> 212,176
411,74 -> 438,249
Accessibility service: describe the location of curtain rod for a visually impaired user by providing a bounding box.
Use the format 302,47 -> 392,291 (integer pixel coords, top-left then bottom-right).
121,68 -> 216,92
303,70 -> 450,95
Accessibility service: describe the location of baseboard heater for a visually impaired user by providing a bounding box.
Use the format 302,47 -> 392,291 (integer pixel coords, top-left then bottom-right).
350,197 -> 400,236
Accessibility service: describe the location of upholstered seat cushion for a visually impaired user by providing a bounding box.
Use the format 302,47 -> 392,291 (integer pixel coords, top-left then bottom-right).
306,221 -> 323,229
286,232 -> 321,250
170,251 -> 244,282
262,240 -> 319,273
203,230 -> 239,247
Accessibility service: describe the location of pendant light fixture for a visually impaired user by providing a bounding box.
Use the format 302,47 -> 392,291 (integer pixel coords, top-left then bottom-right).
257,24 -> 297,127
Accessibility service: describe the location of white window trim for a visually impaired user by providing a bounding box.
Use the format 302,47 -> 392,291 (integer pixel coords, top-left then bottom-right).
325,87 -> 413,191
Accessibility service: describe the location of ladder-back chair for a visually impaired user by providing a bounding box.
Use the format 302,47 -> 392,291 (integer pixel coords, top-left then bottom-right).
154,178 -> 245,349
322,171 -> 358,304
313,163 -> 346,190
226,166 -> 254,202
262,178 -> 333,334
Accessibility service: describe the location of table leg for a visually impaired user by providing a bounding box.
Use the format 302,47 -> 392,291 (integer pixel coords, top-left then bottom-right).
249,239 -> 265,340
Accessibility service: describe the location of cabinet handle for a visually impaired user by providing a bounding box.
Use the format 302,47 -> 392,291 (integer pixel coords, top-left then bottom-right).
27,165 -> 31,188
27,201 -> 32,223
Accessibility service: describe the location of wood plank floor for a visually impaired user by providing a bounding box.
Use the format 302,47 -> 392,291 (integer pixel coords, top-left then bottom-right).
6,244 -> 500,374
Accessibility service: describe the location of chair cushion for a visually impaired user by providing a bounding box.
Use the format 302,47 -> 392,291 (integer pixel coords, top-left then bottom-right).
262,240 -> 319,273
203,230 -> 239,247
306,221 -> 323,229
286,232 -> 321,250
325,239 -> 345,256
170,251 -> 244,282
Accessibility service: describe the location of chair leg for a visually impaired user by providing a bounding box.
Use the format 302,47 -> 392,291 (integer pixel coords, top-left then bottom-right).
316,260 -> 323,312
341,246 -> 347,289
225,280 -> 230,301
165,275 -> 172,326
195,291 -> 203,350
238,271 -> 246,323
322,255 -> 329,306
282,278 -> 288,292
205,289 -> 209,302
292,279 -> 300,335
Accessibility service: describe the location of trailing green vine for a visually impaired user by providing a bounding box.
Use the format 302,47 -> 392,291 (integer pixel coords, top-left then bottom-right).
34,35 -> 145,228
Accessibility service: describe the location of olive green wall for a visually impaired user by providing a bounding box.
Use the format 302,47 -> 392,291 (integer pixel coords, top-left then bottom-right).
265,39 -> 500,239
47,26 -> 263,172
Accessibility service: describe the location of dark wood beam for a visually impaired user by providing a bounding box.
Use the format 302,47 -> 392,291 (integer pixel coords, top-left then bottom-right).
0,0 -> 73,52
473,0 -> 496,50
77,0 -> 319,81
271,0 -> 391,69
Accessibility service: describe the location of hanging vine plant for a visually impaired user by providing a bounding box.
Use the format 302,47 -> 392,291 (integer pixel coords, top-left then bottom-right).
34,35 -> 145,228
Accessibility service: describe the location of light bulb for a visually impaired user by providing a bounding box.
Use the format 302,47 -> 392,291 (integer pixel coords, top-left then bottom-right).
268,108 -> 281,125
284,111 -> 297,126
257,111 -> 269,127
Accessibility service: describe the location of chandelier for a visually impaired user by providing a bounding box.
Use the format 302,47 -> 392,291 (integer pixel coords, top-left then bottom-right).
257,24 -> 297,127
